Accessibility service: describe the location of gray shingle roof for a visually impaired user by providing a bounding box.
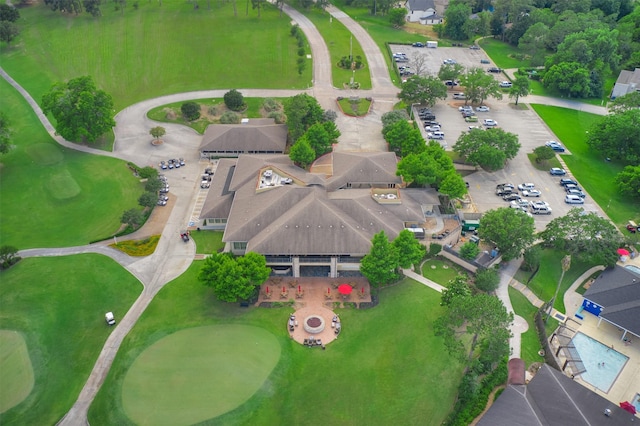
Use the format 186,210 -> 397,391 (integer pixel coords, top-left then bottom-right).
584,266 -> 640,336
478,364 -> 636,426
200,122 -> 287,154
200,152 -> 428,256
406,0 -> 435,11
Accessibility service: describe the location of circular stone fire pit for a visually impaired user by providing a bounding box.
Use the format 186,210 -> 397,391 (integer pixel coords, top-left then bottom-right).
303,315 -> 326,334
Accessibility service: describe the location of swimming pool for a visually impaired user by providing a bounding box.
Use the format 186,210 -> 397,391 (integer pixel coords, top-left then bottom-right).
625,265 -> 640,276
570,332 -> 629,393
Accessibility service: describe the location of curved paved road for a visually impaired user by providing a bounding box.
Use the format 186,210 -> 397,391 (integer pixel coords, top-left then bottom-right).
1,4 -> 613,425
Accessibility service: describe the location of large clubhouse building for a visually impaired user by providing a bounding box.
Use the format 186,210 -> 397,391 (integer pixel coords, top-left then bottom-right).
199,151 -> 436,277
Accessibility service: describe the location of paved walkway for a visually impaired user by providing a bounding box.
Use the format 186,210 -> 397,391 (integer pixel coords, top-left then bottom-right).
402,268 -> 446,293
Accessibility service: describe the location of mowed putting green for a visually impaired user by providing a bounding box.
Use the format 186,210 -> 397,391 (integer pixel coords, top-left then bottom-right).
122,325 -> 280,425
0,330 -> 34,413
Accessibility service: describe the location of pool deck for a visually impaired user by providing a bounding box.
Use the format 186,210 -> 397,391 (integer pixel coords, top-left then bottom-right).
550,253 -> 640,411
552,307 -> 640,410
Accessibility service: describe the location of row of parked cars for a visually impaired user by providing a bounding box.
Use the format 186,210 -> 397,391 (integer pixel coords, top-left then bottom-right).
157,175 -> 169,206
496,183 -> 552,215
159,158 -> 185,170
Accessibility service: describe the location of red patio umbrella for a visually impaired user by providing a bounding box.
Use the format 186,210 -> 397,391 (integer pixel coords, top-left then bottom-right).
620,401 -> 637,414
338,284 -> 353,295
617,248 -> 630,256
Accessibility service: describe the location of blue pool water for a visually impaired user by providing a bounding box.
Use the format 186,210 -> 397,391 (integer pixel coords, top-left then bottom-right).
570,332 -> 629,393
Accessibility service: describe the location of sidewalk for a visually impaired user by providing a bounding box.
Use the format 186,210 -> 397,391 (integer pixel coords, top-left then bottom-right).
402,268 -> 446,293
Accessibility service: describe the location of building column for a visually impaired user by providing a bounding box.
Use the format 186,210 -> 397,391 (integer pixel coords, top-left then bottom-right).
330,256 -> 338,278
292,256 -> 300,278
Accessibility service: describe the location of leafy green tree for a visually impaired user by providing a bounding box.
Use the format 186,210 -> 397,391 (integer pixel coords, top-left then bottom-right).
460,67 -> 502,105
322,121 -> 340,143
440,275 -> 471,307
392,230 -> 426,269
381,110 -> 409,128
539,208 -> 623,267
0,21 -> 20,46
83,0 -> 101,17
223,89 -> 245,111
388,7 -> 406,27
41,76 -> 115,143
439,171 -> 467,199
533,145 -> 555,163
437,63 -> 465,89
138,192 -> 158,209
434,292 -> 513,363
383,119 -> 425,157
615,165 -> 640,198
360,230 -> 400,288
508,75 -> 530,105
150,126 -> 166,142
453,128 -> 520,171
543,62 -> 590,98
396,141 -> 455,186
138,166 -> 158,180
0,112 -> 12,154
479,207 -> 535,261
518,23 -> 549,66
145,177 -> 163,193
289,137 -> 315,168
44,0 -> 83,14
0,4 -> 20,22
398,75 -> 448,107
443,1 -> 471,40
121,208 -> 144,228
304,122 -> 332,157
586,109 -> 640,163
464,10 -> 491,38
284,94 -> 323,143
522,245 -> 542,272
199,252 -> 270,302
0,245 -> 21,270
460,241 -> 480,261
475,267 -> 500,292
181,102 -> 201,121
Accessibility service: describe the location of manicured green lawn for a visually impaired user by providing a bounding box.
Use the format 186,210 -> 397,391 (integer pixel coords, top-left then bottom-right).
0,78 -> 144,249
190,230 -> 224,254
526,152 -> 562,171
421,258 -> 468,285
89,265 -> 463,425
519,248 -> 596,313
147,97 -> 276,134
0,255 -> 142,425
531,105 -> 640,226
508,287 -> 546,367
478,38 -> 533,69
0,331 -> 34,414
122,325 -> 280,426
302,8 -> 372,89
0,2 -> 309,111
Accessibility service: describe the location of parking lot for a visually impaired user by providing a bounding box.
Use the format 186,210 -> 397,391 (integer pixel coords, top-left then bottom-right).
390,45 -> 602,229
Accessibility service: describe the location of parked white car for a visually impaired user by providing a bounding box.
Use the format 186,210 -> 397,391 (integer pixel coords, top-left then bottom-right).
499,81 -> 512,88
518,183 -> 535,191
105,312 -> 116,326
476,105 -> 490,112
565,194 -> 585,204
522,189 -> 542,197
483,119 -> 498,127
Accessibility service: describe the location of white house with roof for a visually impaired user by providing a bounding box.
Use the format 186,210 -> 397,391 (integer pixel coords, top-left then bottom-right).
405,0 -> 442,24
